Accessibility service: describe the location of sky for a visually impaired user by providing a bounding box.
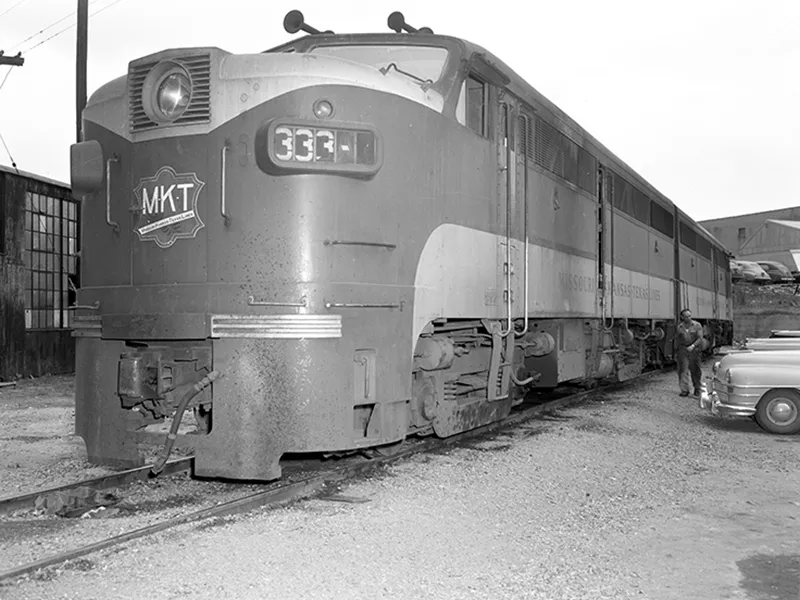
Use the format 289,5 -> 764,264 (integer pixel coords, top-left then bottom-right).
0,0 -> 797,222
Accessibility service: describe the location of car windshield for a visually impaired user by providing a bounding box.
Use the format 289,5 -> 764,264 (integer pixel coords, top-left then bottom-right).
308,44 -> 450,86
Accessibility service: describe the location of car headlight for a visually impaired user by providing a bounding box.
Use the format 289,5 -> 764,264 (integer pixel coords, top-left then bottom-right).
724,369 -> 733,384
712,361 -> 720,376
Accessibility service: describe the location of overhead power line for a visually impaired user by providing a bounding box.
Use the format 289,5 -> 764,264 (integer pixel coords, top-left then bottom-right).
0,129 -> 19,173
0,0 -> 29,22
21,0 -> 126,55
0,65 -> 14,90
8,0 -> 104,53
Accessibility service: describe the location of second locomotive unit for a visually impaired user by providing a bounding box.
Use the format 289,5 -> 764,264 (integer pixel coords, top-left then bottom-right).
69,11 -> 733,481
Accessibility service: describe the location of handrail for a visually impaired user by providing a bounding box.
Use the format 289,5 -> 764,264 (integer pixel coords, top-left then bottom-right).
105,156 -> 119,232
602,170 -> 615,332
499,103 -> 513,338
220,142 -> 230,225
516,114 -> 529,338
323,239 -> 396,250
325,301 -> 404,310
247,295 -> 307,308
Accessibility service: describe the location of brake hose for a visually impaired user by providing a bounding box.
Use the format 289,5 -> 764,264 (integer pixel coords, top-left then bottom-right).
151,370 -> 221,476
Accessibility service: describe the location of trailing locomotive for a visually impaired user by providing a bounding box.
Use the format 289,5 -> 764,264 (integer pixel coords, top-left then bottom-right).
69,10 -> 733,481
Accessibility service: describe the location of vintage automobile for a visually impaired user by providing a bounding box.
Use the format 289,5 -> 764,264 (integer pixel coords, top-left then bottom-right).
729,260 -> 744,283
756,260 -> 795,284
769,330 -> 800,338
732,260 -> 771,285
701,348 -> 800,434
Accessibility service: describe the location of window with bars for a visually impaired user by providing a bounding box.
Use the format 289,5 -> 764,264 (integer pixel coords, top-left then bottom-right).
24,191 -> 78,330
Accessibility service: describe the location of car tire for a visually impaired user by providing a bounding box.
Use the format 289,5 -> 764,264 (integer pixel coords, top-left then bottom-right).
754,389 -> 800,435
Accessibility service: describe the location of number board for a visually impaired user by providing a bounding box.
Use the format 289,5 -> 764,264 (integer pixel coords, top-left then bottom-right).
273,125 -> 376,166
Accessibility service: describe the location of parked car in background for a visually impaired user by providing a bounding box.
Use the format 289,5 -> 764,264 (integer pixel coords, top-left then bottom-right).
733,260 -> 771,285
730,260 -> 744,282
756,260 -> 795,284
701,349 -> 800,434
770,330 -> 800,338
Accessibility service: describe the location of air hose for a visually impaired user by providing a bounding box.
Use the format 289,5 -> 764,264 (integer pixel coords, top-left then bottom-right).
150,370 -> 221,476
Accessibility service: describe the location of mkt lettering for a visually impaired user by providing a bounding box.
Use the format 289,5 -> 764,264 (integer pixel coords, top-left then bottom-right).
132,166 -> 206,249
141,183 -> 195,215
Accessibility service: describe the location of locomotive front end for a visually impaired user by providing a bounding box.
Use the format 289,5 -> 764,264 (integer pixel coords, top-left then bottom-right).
70,39 -> 449,480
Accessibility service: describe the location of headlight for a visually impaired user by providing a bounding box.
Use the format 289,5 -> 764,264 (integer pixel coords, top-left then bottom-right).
712,361 -> 720,376
724,369 -> 733,384
142,61 -> 193,124
157,72 -> 191,120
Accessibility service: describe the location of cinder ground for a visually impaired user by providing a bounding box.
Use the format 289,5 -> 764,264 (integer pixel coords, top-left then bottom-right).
0,376 -> 117,495
1,366 -> 799,600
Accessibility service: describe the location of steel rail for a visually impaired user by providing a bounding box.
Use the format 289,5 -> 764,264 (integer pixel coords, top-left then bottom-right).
0,367 -> 669,584
0,457 -> 193,516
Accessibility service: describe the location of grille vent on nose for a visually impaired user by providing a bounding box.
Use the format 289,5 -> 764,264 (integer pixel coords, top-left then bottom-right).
129,53 -> 212,133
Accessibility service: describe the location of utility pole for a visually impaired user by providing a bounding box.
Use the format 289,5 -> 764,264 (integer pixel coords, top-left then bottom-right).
74,0 -> 89,314
76,0 -> 88,143
0,51 -> 24,67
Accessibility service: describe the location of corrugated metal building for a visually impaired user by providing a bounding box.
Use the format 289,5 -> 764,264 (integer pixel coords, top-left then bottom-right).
737,220 -> 800,272
0,165 -> 79,381
700,206 -> 800,254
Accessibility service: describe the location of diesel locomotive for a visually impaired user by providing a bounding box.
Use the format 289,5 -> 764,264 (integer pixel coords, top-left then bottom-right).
69,10 -> 733,481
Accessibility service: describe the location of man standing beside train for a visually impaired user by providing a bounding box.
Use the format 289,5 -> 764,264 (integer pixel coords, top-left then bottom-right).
676,308 -> 704,397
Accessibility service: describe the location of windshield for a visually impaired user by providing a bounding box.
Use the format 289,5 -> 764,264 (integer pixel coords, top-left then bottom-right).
308,45 -> 449,84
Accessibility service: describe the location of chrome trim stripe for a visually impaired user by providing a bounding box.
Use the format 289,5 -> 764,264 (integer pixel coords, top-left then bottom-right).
210,314 -> 342,339
71,316 -> 102,338
714,380 -> 798,392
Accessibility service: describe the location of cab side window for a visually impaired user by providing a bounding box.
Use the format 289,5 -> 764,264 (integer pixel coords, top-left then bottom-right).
456,74 -> 487,136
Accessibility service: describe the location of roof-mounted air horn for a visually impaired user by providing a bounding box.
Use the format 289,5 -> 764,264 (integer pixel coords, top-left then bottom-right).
283,10 -> 334,35
387,11 -> 433,34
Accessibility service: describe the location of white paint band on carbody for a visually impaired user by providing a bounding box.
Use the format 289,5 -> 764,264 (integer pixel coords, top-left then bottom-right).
412,223 -> 721,351
83,50 -> 445,142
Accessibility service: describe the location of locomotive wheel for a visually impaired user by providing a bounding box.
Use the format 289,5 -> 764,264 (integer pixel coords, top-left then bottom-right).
364,440 -> 405,458
754,389 -> 800,435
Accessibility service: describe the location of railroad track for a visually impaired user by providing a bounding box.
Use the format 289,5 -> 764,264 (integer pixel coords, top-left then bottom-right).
0,457 -> 194,516
0,367 -> 668,584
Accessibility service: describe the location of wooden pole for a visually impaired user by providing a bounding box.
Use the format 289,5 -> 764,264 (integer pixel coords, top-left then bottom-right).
76,0 -> 88,143
75,0 -> 88,313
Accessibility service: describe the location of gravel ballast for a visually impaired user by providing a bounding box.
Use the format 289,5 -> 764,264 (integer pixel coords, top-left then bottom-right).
1,366 -> 799,599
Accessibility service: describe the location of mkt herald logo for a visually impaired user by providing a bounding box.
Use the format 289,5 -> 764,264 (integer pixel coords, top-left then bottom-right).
133,166 -> 205,248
